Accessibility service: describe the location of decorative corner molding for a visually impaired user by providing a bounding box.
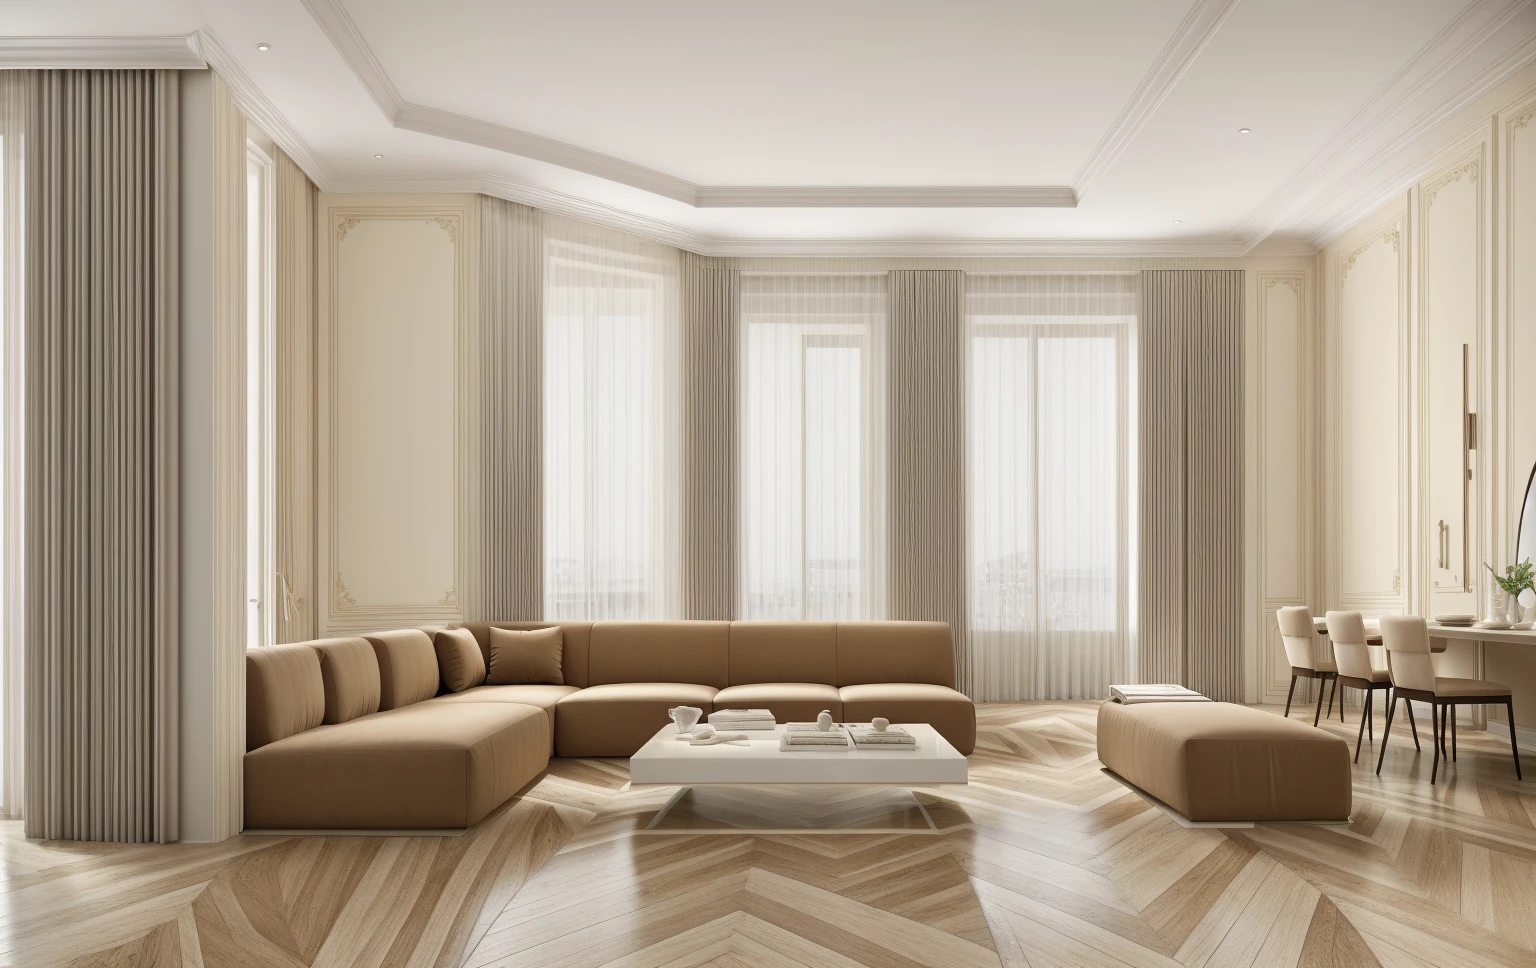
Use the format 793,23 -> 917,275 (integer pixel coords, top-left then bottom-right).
1424,158 -> 1479,206
1512,103 -> 1536,130
429,216 -> 458,243
335,574 -> 358,610
1338,226 -> 1400,283
335,217 -> 361,243
1392,568 -> 1403,595
1261,275 -> 1302,294
439,587 -> 458,606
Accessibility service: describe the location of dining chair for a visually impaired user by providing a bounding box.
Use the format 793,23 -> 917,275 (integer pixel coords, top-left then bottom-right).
1278,605 -> 1337,726
1325,610 -> 1396,763
1376,614 -> 1521,784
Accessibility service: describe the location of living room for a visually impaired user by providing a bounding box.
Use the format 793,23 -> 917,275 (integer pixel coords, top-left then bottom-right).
5,2 -> 1536,966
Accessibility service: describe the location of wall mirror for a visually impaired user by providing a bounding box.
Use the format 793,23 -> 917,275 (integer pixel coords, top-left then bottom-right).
1520,461 -> 1536,566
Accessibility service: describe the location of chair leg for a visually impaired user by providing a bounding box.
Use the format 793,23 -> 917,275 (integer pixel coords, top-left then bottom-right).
1339,683 -> 1346,723
1368,688 -> 1375,740
1377,695 -> 1396,775
1440,703 -> 1450,758
1507,699 -> 1523,781
1451,705 -> 1457,762
1406,699 -> 1421,750
1326,677 -> 1337,719
1284,674 -> 1297,718
1431,704 -> 1442,785
1354,690 -> 1370,764
1314,676 -> 1328,727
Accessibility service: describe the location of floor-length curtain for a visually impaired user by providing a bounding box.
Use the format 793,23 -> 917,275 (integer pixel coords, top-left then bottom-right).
543,216 -> 681,620
475,197 -> 544,620
682,252 -> 739,620
273,148 -> 316,642
0,73 -> 27,820
24,70 -> 180,842
964,274 -> 1136,701
1139,269 -> 1243,701
739,272 -> 887,620
888,270 -> 967,681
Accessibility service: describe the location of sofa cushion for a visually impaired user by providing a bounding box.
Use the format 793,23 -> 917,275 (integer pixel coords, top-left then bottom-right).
728,622 -> 837,686
364,629 -> 439,710
246,644 -> 325,751
427,683 -> 580,747
488,626 -> 564,685
434,627 -> 487,693
310,638 -> 381,724
554,682 -> 717,757
243,702 -> 550,830
588,622 -> 730,688
839,682 -> 975,755
457,622 -> 593,688
836,622 -> 955,689
1096,701 -> 1351,822
713,682 -> 842,724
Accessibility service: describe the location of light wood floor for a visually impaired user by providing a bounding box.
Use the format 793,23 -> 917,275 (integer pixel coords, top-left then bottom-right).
8,701 -> 1536,967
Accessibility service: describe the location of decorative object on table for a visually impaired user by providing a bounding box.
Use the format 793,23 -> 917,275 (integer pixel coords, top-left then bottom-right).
1109,684 -> 1210,704
847,723 -> 917,750
871,717 -> 890,732
1434,614 -> 1476,627
1485,559 -> 1534,624
683,724 -> 750,746
1518,588 -> 1536,630
668,705 -> 703,733
816,709 -> 835,731
707,708 -> 777,730
781,722 -> 852,750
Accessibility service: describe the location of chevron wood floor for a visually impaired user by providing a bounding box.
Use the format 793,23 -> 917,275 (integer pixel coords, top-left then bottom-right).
8,701 -> 1536,967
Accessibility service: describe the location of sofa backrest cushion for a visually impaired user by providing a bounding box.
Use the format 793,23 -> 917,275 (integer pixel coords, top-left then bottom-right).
363,629 -> 440,709
836,622 -> 955,688
246,644 -> 325,751
457,622 -> 592,688
729,621 -> 837,685
589,621 -> 730,688
310,637 -> 381,724
434,627 -> 487,692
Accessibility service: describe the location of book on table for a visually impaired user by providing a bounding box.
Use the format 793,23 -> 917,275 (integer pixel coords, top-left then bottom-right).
779,723 -> 852,751
1108,684 -> 1210,704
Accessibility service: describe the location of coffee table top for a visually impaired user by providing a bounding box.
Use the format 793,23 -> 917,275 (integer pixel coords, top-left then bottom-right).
629,723 -> 968,787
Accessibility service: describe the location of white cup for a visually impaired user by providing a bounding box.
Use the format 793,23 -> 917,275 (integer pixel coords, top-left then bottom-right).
668,705 -> 703,733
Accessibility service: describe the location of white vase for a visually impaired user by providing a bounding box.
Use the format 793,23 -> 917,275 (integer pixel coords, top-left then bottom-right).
1509,593 -> 1525,625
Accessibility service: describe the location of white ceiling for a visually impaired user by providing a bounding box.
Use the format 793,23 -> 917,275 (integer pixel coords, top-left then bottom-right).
6,0 -> 1536,254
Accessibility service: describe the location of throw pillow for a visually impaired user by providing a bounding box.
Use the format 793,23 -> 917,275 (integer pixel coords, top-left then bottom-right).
433,627 -> 487,693
487,626 -> 565,685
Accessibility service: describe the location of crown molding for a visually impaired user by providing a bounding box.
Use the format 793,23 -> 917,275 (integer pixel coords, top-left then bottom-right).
0,35 -> 205,69
1070,0 -> 1240,201
1235,0 -> 1536,247
693,186 -> 1078,208
196,30 -> 335,188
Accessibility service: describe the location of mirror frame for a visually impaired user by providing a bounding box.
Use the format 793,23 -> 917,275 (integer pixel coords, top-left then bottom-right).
1518,460 -> 1536,568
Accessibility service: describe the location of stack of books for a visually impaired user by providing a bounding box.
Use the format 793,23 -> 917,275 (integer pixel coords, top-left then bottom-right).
707,708 -> 776,730
846,724 -> 916,750
779,722 -> 851,751
1108,684 -> 1209,704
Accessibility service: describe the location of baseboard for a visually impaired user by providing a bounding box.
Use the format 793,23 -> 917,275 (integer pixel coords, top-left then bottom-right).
242,827 -> 468,837
1484,720 -> 1536,753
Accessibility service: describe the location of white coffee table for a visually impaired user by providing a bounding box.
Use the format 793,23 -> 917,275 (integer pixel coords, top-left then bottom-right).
628,723 -> 967,834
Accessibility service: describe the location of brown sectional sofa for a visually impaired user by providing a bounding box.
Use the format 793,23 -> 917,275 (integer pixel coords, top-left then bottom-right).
245,620 -> 974,830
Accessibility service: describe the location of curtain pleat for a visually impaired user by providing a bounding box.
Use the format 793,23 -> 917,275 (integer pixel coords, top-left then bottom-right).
23,70 -> 179,843
887,270 -> 967,685
273,149 -> 315,642
474,197 -> 544,620
681,252 -> 739,620
1138,270 -> 1243,701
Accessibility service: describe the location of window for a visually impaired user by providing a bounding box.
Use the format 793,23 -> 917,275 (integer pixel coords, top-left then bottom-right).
542,226 -> 680,619
244,143 -> 275,648
966,274 -> 1135,700
739,274 -> 887,619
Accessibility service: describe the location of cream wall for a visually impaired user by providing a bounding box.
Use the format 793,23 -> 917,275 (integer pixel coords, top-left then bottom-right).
1314,61 -> 1536,731
315,193 -> 475,635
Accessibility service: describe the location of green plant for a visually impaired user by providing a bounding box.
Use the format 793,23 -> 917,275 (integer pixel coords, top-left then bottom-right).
1485,558 -> 1535,595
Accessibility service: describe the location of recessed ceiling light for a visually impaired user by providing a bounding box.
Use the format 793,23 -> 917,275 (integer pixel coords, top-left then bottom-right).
1238,127 -> 1252,134
255,42 -> 270,51
1173,219 -> 1183,224
374,153 -> 384,159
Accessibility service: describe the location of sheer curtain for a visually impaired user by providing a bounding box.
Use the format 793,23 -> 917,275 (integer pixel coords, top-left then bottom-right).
542,217 -> 681,620
0,73 -> 25,819
739,273 -> 887,620
965,274 -> 1136,700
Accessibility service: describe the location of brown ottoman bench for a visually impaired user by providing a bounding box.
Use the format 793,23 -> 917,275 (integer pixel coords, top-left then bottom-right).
1096,701 -> 1351,823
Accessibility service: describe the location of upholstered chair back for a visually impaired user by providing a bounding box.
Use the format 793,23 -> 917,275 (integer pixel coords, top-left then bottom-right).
1277,605 -> 1318,669
1380,614 -> 1435,693
1325,611 -> 1375,681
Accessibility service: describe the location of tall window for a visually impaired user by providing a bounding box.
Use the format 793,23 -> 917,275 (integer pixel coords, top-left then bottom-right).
543,224 -> 680,619
244,142 -> 275,648
739,274 -> 887,619
966,274 -> 1135,700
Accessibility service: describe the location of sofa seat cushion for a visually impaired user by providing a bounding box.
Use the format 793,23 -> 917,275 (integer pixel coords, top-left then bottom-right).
839,683 -> 975,755
1096,701 -> 1351,823
555,683 -> 717,757
713,683 -> 842,724
427,684 -> 581,748
244,702 -> 550,830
